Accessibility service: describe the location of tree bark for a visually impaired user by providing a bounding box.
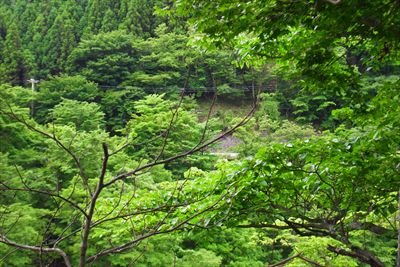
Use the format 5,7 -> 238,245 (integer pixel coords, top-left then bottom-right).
327,245 -> 384,267
79,143 -> 108,267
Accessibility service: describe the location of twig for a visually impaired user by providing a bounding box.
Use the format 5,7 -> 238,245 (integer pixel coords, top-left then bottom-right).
154,89 -> 185,163
1,105 -> 92,196
0,185 -> 87,218
268,253 -> 325,267
104,101 -> 257,187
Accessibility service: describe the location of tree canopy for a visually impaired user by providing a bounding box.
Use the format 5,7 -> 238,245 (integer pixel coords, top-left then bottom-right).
0,0 -> 399,266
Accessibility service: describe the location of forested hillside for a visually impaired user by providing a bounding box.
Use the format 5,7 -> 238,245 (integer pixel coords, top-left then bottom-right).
0,0 -> 399,266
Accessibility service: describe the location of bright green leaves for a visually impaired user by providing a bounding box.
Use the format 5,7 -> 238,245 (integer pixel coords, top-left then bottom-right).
277,234 -> 358,267
0,204 -> 50,266
35,75 -> 99,123
67,31 -> 140,86
51,99 -> 105,131
173,0 -> 400,64
232,92 -> 315,156
125,94 -> 215,173
172,0 -> 400,130
216,127 -> 398,265
44,125 -> 108,178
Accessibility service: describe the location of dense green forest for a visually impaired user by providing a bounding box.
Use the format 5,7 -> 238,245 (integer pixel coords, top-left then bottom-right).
0,0 -> 399,266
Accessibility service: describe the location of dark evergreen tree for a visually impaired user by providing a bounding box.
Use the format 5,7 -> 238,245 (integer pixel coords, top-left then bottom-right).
0,22 -> 28,85
42,11 -> 78,75
100,8 -> 119,33
118,0 -> 163,37
29,14 -> 48,78
83,0 -> 119,36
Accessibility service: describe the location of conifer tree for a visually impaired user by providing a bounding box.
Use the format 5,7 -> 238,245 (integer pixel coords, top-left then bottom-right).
119,0 -> 162,37
0,22 -> 27,85
29,14 -> 48,78
83,0 -> 118,36
42,11 -> 77,75
100,8 -> 118,33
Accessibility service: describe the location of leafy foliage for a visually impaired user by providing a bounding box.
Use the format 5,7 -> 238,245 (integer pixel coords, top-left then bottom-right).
0,1 -> 399,267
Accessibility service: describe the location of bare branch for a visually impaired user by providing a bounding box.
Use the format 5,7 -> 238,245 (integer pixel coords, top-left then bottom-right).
39,200 -> 65,254
86,184 -> 235,263
0,235 -> 71,267
91,182 -> 220,229
104,102 -> 257,187
196,92 -> 218,147
51,212 -> 83,247
0,183 -> 88,218
268,253 -> 325,267
1,105 -> 92,196
327,245 -> 384,267
154,89 -> 185,163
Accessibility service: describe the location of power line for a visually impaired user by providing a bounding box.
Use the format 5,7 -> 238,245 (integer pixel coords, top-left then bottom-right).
97,85 -> 276,93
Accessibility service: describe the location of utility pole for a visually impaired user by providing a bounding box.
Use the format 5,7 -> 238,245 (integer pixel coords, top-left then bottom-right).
27,78 -> 39,118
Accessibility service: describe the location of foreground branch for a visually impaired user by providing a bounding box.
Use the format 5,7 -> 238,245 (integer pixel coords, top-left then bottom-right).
327,245 -> 384,267
1,106 -> 92,196
86,184 -> 235,263
268,253 -> 325,267
104,102 -> 257,187
0,235 -> 71,267
0,184 -> 88,218
79,143 -> 109,267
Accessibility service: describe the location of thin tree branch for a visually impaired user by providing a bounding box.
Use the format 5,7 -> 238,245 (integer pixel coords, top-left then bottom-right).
1,105 -> 92,196
154,89 -> 185,163
268,252 -> 326,267
194,91 -> 218,148
104,102 -> 257,187
237,223 -> 292,229
86,183 -> 235,263
0,235 -> 71,267
0,183 -> 88,218
268,253 -> 325,267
